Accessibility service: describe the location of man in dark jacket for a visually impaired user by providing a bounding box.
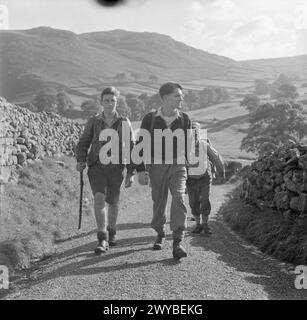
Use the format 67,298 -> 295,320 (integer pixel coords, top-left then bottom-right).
136,82 -> 192,259
76,87 -> 135,254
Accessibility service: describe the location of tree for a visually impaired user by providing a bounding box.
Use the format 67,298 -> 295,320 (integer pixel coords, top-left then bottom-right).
125,94 -> 145,120
207,87 -> 218,105
270,73 -> 291,99
116,96 -> 131,118
130,72 -> 139,81
254,79 -> 269,95
32,87 -> 58,113
138,93 -> 150,107
57,91 -> 74,115
149,73 -> 158,83
114,73 -> 126,81
19,102 -> 38,112
184,90 -> 200,110
240,101 -> 307,154
80,98 -> 101,119
276,83 -> 299,100
214,87 -> 224,103
199,88 -> 209,108
221,88 -> 229,101
240,94 -> 260,112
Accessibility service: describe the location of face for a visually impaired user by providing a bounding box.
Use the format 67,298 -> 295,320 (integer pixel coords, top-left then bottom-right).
101,94 -> 117,113
163,88 -> 184,110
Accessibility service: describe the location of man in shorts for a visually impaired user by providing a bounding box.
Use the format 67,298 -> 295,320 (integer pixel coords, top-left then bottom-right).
76,87 -> 135,254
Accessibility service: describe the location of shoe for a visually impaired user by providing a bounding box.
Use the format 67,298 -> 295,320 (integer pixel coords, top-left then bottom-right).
187,216 -> 195,221
203,224 -> 212,236
107,227 -> 117,246
172,242 -> 187,259
94,240 -> 109,254
153,234 -> 165,250
192,224 -> 204,234
95,231 -> 109,254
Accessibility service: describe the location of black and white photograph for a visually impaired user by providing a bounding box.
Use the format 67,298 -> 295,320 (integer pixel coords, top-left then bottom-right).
0,0 -> 306,306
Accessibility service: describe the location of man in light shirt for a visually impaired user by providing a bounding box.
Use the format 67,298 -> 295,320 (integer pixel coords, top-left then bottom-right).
136,82 -> 192,259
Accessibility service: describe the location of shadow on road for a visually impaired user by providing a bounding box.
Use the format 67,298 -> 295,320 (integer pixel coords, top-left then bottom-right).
2,234 -> 181,297
54,223 -> 151,244
187,191 -> 306,300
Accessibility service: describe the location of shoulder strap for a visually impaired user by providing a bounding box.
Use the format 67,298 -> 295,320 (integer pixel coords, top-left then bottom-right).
179,112 -> 189,129
113,116 -> 126,131
149,110 -> 158,133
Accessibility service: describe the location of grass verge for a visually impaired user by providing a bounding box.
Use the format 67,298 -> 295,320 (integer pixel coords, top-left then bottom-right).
220,186 -> 307,265
0,156 -> 94,273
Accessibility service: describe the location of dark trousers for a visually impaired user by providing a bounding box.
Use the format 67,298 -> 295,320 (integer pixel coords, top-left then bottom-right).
186,173 -> 211,218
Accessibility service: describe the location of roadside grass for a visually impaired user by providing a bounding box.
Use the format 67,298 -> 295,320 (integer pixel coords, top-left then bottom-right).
0,156 -> 94,271
221,186 -> 307,265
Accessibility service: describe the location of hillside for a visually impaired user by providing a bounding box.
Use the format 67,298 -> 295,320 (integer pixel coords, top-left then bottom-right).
1,27 -> 306,102
240,55 -> 307,80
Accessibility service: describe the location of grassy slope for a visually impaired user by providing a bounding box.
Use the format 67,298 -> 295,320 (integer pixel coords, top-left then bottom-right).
0,157 -> 94,271
221,186 -> 307,265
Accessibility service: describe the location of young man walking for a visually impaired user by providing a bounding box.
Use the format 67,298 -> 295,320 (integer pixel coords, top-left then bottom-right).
76,87 -> 135,254
136,82 -> 192,259
187,122 -> 225,236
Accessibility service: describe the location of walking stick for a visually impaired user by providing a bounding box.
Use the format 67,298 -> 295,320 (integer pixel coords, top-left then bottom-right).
78,171 -> 84,230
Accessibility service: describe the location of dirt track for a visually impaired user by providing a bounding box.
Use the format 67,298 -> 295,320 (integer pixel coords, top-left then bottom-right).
2,182 -> 306,300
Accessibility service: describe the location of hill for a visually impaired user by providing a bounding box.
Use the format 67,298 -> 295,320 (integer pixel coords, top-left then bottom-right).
1,27 -> 306,102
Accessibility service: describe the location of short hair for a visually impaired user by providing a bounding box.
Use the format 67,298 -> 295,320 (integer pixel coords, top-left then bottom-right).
159,82 -> 183,100
101,87 -> 120,101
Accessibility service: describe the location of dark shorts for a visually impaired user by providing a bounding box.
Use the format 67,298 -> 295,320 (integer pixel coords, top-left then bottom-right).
87,164 -> 125,204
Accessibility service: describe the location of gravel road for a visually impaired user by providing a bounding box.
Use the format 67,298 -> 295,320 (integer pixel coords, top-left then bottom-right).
2,182 -> 306,300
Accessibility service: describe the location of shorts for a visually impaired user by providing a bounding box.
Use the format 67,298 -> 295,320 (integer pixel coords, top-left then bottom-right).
87,163 -> 125,204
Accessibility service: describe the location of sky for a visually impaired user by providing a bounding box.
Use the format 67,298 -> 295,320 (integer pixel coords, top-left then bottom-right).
0,0 -> 306,61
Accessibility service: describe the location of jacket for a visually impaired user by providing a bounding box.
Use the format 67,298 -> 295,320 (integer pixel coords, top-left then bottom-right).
75,112 -> 135,174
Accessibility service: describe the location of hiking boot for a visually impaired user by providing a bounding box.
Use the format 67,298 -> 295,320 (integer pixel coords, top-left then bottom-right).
153,234 -> 165,250
192,224 -> 204,234
172,241 -> 187,259
107,227 -> 117,246
94,240 -> 109,254
95,231 -> 109,254
202,223 -> 212,236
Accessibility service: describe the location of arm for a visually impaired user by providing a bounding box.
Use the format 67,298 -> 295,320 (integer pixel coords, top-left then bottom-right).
75,116 -> 95,167
135,113 -> 152,173
206,142 -> 225,178
124,118 -> 136,175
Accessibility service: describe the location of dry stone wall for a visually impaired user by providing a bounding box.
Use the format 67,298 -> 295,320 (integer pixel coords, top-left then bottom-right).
241,141 -> 307,218
0,97 -> 84,183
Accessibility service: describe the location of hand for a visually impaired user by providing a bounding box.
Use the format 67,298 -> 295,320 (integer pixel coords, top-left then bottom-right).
76,162 -> 86,172
137,171 -> 149,186
125,172 -> 134,188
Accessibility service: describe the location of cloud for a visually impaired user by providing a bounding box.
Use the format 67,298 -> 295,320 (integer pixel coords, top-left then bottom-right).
229,16 -> 279,38
179,0 -> 307,59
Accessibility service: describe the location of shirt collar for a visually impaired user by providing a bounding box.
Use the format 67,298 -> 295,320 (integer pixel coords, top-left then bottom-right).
156,107 -> 180,119
100,111 -> 119,127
